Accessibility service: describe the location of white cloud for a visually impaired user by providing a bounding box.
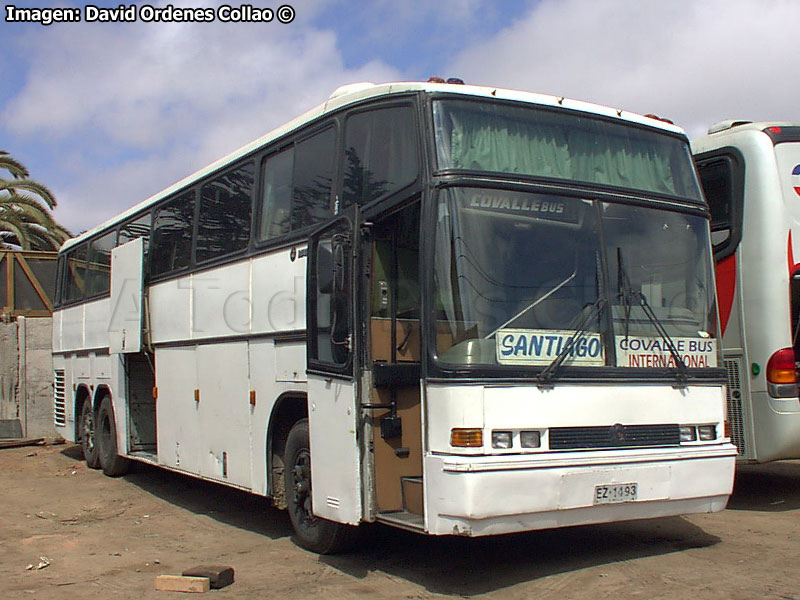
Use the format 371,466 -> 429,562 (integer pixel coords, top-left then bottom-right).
448,0 -> 800,137
8,0 -> 800,234
3,4 -> 401,232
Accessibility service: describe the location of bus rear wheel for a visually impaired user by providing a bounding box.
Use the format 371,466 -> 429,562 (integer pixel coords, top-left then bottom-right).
283,419 -> 358,554
97,395 -> 130,477
79,399 -> 100,469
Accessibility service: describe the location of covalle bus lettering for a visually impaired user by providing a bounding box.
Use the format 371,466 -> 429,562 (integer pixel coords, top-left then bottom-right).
52,80 -> 736,555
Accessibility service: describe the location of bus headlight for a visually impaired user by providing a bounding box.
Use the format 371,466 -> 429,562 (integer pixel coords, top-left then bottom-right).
679,425 -> 697,442
491,431 -> 513,449
520,430 -> 541,448
698,425 -> 717,441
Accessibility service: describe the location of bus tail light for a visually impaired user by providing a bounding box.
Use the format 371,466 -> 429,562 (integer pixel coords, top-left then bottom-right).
451,428 -> 483,447
766,348 -> 799,398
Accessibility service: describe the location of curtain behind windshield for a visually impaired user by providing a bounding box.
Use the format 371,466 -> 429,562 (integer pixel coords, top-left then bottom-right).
434,100 -> 701,200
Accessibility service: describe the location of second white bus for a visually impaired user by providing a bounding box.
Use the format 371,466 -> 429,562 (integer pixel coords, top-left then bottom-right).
694,121 -> 800,462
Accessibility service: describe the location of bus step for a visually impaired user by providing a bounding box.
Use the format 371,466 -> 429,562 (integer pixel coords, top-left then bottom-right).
376,510 -> 424,532
128,450 -> 158,463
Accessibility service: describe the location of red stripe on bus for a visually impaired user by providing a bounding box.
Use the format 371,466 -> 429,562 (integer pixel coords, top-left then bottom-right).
715,254 -> 736,337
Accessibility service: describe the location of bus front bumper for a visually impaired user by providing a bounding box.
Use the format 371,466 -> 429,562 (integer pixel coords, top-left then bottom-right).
423,444 -> 736,536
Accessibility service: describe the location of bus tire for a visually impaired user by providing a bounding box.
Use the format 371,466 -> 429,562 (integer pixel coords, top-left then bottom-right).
283,418 -> 359,554
97,395 -> 130,477
79,399 -> 101,469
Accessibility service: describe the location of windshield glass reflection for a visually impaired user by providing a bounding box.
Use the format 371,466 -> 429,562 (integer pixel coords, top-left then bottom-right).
433,188 -> 717,368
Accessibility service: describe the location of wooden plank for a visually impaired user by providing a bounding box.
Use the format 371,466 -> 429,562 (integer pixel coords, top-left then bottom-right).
154,575 -> 210,593
15,253 -> 53,312
182,565 -> 234,589
0,438 -> 45,449
3,252 -> 13,312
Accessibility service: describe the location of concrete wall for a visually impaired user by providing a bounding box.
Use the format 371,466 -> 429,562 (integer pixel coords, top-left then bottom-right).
0,317 -> 55,439
0,322 -> 20,424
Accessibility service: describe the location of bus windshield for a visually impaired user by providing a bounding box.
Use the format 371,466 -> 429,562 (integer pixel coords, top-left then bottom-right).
433,188 -> 718,368
433,99 -> 703,201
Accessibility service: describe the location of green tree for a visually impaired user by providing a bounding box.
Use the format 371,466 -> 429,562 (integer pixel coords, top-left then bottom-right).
0,151 -> 71,250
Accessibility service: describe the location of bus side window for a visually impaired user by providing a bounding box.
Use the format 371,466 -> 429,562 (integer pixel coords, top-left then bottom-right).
63,244 -> 88,304
696,152 -> 744,260
257,147 -> 294,242
150,190 -> 195,277
85,231 -> 115,297
196,162 -> 254,263
291,127 -> 335,230
341,105 -> 419,208
313,227 -> 351,366
118,213 -> 152,256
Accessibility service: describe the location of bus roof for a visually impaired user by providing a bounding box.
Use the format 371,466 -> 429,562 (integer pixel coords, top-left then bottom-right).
60,81 -> 688,252
692,121 -> 800,154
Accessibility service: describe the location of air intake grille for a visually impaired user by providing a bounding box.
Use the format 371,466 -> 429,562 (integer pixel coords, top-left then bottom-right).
724,358 -> 746,456
549,424 -> 680,450
53,370 -> 66,427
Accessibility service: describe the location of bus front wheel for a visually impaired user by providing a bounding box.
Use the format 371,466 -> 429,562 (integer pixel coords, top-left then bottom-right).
283,418 -> 358,554
97,395 -> 130,477
79,399 -> 100,469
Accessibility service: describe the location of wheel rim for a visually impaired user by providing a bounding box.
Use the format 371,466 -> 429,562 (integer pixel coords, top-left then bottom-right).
82,409 -> 95,452
290,449 -> 316,527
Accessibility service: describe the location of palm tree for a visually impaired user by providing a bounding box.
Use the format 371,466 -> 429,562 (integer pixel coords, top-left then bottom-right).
0,151 -> 71,250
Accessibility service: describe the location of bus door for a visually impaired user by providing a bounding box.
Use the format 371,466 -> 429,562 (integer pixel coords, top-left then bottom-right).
364,203 -> 424,523
109,237 -> 156,455
306,209 -> 362,525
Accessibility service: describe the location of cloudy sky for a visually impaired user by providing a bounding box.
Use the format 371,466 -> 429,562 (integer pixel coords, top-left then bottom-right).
3,0 -> 799,236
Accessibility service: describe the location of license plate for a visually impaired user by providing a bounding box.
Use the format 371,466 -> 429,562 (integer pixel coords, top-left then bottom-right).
594,482 -> 638,504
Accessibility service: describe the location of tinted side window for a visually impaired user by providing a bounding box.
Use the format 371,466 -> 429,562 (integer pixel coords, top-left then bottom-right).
63,244 -> 87,304
196,162 -> 254,263
257,148 -> 294,241
54,255 -> 65,307
292,128 -> 335,231
696,151 -> 744,260
118,213 -> 152,255
342,106 -> 418,208
150,191 -> 195,277
86,231 -> 115,297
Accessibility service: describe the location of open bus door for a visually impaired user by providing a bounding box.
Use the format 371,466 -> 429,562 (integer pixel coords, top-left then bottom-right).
108,237 -> 156,455
304,208 -> 363,529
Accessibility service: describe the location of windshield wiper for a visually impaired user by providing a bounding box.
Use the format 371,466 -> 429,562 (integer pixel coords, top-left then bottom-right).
629,290 -> 689,386
537,296 -> 606,389
616,249 -> 688,386
537,251 -> 606,389
485,271 -> 577,340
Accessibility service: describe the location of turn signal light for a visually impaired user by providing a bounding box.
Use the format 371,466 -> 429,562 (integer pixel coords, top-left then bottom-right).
766,348 -> 797,384
451,428 -> 483,447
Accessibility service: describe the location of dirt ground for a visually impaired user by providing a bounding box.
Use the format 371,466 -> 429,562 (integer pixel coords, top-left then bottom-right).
2,443 -> 800,600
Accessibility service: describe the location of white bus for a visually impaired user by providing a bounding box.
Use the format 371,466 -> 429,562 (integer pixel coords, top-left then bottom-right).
693,121 -> 800,462
53,81 -> 736,554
